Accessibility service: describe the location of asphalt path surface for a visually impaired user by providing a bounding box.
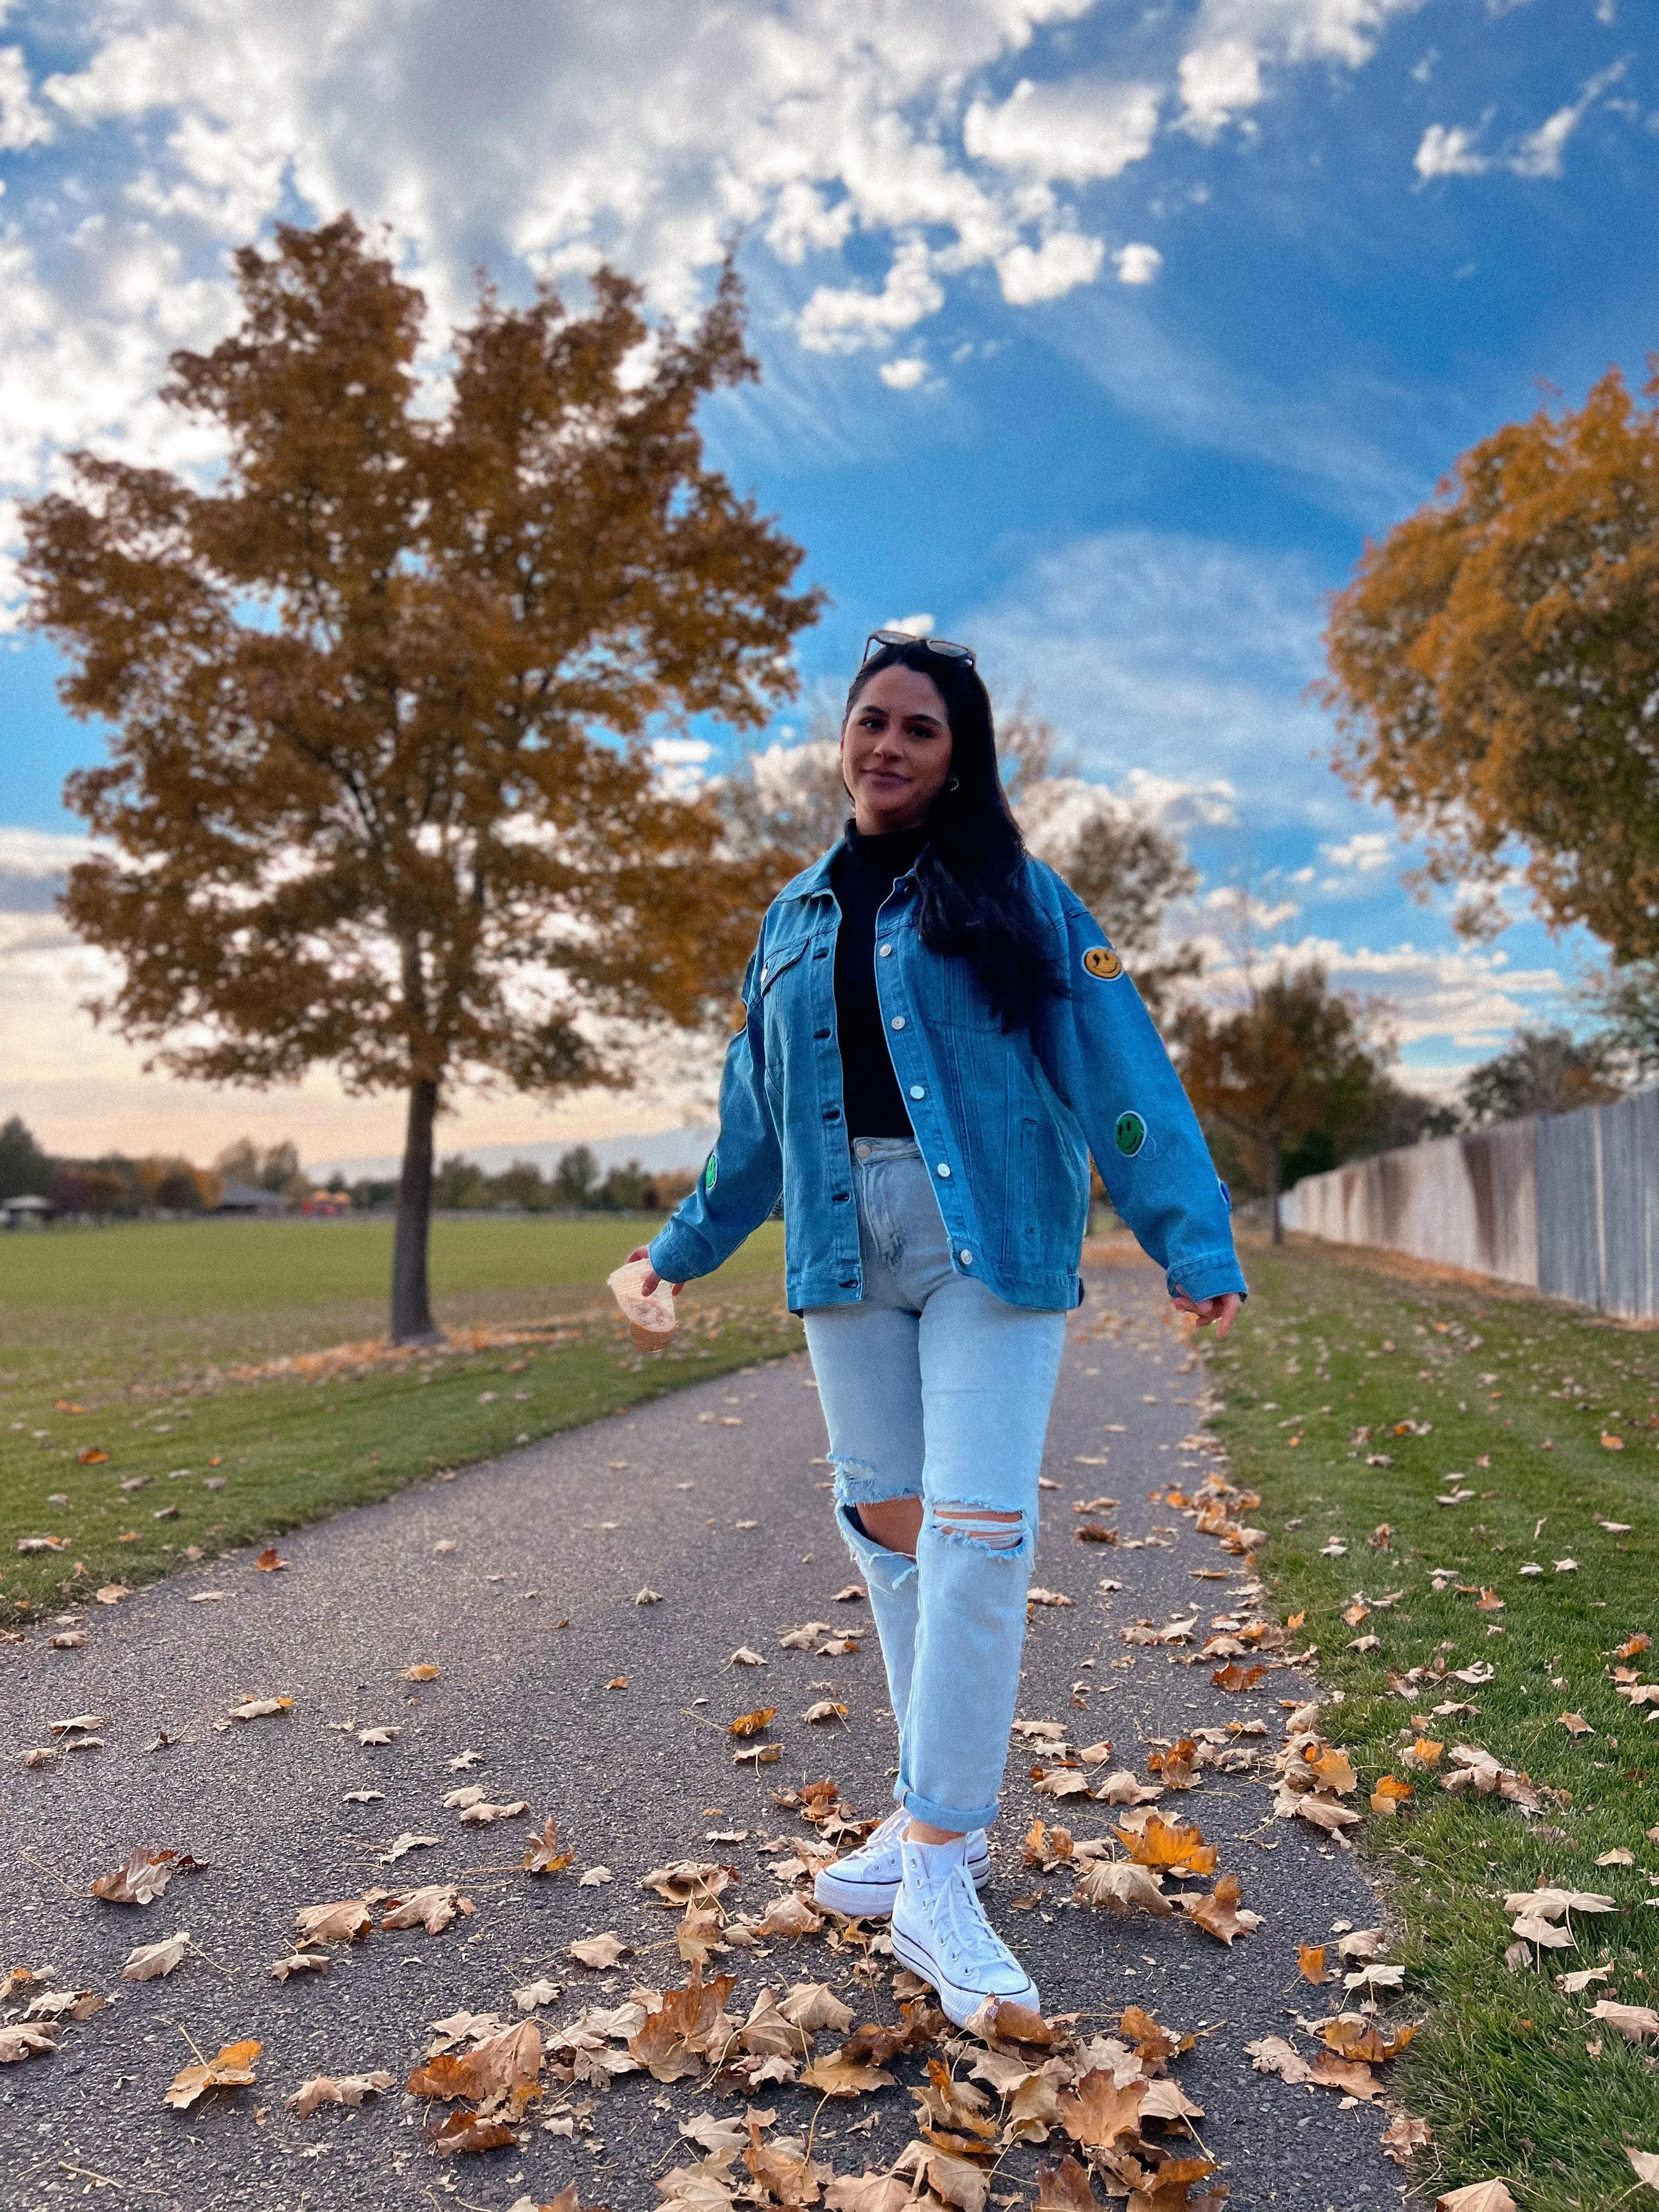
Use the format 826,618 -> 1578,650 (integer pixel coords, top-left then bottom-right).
2,1261 -> 1401,2212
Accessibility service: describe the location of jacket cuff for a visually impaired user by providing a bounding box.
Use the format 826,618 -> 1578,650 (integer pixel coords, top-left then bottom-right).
648,1221 -> 714,1286
1165,1252 -> 1248,1305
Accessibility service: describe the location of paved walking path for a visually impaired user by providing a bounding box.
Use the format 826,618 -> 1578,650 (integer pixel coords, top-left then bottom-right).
2,1262 -> 1399,2211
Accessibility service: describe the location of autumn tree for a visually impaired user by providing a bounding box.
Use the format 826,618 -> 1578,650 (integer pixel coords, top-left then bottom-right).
23,216 -> 820,1341
1322,365 -> 1659,960
1171,965 -> 1400,1242
1460,1025 -> 1622,1125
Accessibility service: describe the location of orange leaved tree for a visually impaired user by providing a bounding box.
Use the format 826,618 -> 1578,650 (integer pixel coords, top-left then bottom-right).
1321,365 -> 1659,960
23,216 -> 820,1341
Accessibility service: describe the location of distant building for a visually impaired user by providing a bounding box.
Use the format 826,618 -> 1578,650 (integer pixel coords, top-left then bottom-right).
301,1190 -> 350,1218
1,1194 -> 54,1230
215,1178 -> 285,1217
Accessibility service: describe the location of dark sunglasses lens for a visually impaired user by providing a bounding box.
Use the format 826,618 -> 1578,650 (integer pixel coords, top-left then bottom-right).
864,628 -> 975,667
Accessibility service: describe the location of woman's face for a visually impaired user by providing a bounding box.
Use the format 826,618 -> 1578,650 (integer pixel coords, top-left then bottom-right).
840,664 -> 954,835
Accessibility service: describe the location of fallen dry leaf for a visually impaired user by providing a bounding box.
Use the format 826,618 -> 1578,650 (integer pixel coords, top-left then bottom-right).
1297,1943 -> 1329,1984
164,2038 -> 261,2109
286,2069 -> 393,2116
0,2025 -> 57,2064
1380,2112 -> 1431,2165
801,2050 -> 895,2097
569,1933 -> 632,1971
408,2019 -> 543,2112
460,1799 -> 531,1827
404,1662 -> 440,1681
91,1848 -> 202,1907
628,1968 -> 738,2083
1589,1999 -> 1659,2041
255,1547 -> 289,1572
1435,2185 -> 1519,2212
730,1706 -> 777,1738
427,2109 -> 520,2154
357,1725 -> 399,1746
1056,2067 -> 1147,2148
381,1885 -> 475,1934
1182,1873 -> 1262,1945
804,1701 -> 848,1725
730,1646 -> 766,1668
270,1953 -> 331,1981
642,1861 -> 736,1908
1076,1859 -> 1171,1915
1117,1813 -> 1217,1877
1627,2149 -> 1659,2192
778,1983 -> 855,2034
1211,1661 -> 1267,1693
1321,2017 -> 1416,2063
293,1898 -> 373,1944
524,1816 -> 575,1875
121,1931 -> 195,1981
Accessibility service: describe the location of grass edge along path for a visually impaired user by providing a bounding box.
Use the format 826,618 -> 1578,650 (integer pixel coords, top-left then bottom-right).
1212,1234 -> 1659,2212
1,1280 -> 804,1632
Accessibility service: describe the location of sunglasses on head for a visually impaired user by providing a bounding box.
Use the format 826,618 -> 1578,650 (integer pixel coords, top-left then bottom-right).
861,628 -> 977,669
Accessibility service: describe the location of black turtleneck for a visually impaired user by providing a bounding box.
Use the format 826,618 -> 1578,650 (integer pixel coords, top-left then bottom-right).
830,821 -> 930,1139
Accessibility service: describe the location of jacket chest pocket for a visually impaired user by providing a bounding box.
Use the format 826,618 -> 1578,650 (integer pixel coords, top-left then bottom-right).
759,939 -> 812,997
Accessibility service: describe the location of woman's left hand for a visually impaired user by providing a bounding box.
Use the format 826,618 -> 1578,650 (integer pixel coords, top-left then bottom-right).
1172,1290 -> 1242,1339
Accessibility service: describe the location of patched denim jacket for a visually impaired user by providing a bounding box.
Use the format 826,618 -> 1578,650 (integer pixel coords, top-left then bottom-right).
648,844 -> 1246,1316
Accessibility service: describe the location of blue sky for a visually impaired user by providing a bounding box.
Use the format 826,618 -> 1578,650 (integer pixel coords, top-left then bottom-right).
0,0 -> 1649,1165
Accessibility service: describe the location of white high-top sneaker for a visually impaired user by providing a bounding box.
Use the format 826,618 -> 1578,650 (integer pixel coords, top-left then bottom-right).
813,1809 -> 990,1919
889,1834 -> 1039,2028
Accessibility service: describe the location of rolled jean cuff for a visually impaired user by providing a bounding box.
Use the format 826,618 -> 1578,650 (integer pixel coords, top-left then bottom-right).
899,1782 -> 1002,1833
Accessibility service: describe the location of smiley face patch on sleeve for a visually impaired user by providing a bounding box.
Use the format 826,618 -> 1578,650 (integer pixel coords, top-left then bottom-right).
1082,945 -> 1124,981
1115,1110 -> 1147,1157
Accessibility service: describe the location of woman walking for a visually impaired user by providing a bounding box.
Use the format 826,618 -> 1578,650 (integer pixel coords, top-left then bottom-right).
630,633 -> 1244,2025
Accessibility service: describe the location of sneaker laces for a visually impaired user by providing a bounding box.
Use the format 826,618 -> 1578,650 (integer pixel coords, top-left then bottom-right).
922,1860 -> 1022,1984
838,1809 -> 907,1870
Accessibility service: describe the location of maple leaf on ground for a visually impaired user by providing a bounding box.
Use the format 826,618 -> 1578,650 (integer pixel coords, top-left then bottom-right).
753,1893 -> 823,1939
1302,1743 -> 1358,1795
779,1622 -> 833,1649
1588,1999 -> 1659,2041
1370,1775 -> 1413,1816
270,1953 -> 331,1980
121,1932 -> 195,1981
1297,1943 -> 1330,1984
163,2038 -> 261,2109
514,1977 -> 562,2013
569,1933 -> 632,1970
822,2172 -> 915,2212
894,2141 -> 989,2212
842,2002 -> 945,2068
1435,2185 -> 1519,2212
286,2070 -> 393,2116
1095,1770 -> 1164,1807
254,1547 -> 288,1572
1076,1860 -> 1171,1915
1627,2149 -> 1659,2192
744,2114 -> 830,2207
778,1984 -> 854,2034
408,2020 -> 543,2113
1182,1874 -> 1261,1944
0,2025 -> 57,2064
91,1848 -> 201,1906
803,1701 -> 848,1725
1056,2067 -> 1147,2148
524,1816 -> 575,1875
1210,1662 -> 1266,1692
1117,1813 -> 1217,1877
428,2110 -> 519,2154
1381,2112 -> 1432,2165
293,1898 -> 373,1944
460,1798 -> 531,1826
1035,2155 -> 1100,2209
800,2050 -> 895,2097
642,1861 -> 737,1908
381,1884 -> 474,1934
628,1968 -> 739,2083
730,1707 -> 778,1737
730,1646 -> 766,1668
379,1831 -> 440,1865
224,1696 -> 295,1722
1321,2017 -> 1416,2063
678,1908 -> 728,1966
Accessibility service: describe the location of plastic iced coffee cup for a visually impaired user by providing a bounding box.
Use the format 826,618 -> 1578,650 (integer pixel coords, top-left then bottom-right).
606,1257 -> 678,1352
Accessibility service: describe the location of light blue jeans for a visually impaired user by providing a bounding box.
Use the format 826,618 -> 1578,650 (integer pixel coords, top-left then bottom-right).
803,1138 -> 1068,1833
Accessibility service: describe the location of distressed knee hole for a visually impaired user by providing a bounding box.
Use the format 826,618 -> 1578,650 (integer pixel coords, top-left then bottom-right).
932,1503 -> 1026,1552
831,1456 -> 917,1510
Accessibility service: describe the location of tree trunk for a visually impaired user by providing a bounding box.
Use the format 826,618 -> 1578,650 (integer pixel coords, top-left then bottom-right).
391,1077 -> 442,1345
1267,1126 -> 1284,1245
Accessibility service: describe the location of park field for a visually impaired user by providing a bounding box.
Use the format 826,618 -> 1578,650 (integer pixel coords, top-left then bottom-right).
1217,1235 -> 1659,2211
0,1212 -> 797,1625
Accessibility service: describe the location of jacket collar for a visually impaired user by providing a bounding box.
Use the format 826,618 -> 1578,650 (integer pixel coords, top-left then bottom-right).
775,839 -> 847,903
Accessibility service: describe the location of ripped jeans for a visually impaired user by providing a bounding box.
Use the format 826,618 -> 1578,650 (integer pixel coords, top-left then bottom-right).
803,1138 -> 1067,1832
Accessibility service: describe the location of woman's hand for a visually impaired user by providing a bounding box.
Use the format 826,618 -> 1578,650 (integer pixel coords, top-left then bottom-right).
627,1245 -> 683,1300
1172,1290 -> 1242,1339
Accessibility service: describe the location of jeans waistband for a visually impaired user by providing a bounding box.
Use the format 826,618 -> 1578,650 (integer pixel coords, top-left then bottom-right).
850,1136 -> 922,1161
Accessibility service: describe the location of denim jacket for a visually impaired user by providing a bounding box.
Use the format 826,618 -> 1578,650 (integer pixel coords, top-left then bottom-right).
648,843 -> 1246,1315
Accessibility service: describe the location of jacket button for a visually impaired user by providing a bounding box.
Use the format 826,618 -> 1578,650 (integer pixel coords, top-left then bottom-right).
760,966 -> 769,984
890,1015 -> 906,1031
814,1029 -> 831,1041
935,1163 -> 951,1179
960,1249 -> 973,1266
878,943 -> 893,957
823,1108 -> 841,1122
909,1084 -> 926,1100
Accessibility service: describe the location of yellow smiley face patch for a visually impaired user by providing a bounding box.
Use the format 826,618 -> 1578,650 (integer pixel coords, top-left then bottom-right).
1082,945 -> 1124,981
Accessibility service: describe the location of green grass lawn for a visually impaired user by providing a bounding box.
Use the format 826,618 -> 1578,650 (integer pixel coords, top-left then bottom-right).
1216,1234 -> 1659,2211
1,1214 -> 797,1626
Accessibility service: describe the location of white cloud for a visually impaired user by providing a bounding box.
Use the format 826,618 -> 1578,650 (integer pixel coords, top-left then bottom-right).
798,237 -> 944,354
0,44 -> 50,150
648,736 -> 714,797
878,354 -> 930,389
964,75 -> 1161,182
1176,0 -> 1426,140
995,228 -> 1105,304
1320,829 -> 1396,874
1414,122 -> 1490,178
1113,241 -> 1163,284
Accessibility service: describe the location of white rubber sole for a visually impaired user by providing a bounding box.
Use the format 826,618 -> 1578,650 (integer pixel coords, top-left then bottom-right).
888,1914 -> 1039,2028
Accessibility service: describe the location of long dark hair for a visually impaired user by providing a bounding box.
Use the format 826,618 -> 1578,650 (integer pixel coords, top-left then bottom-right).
844,639 -> 1066,1032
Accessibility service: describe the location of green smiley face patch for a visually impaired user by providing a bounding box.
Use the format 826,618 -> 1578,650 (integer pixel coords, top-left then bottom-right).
704,1152 -> 718,1194
1115,1110 -> 1147,1158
